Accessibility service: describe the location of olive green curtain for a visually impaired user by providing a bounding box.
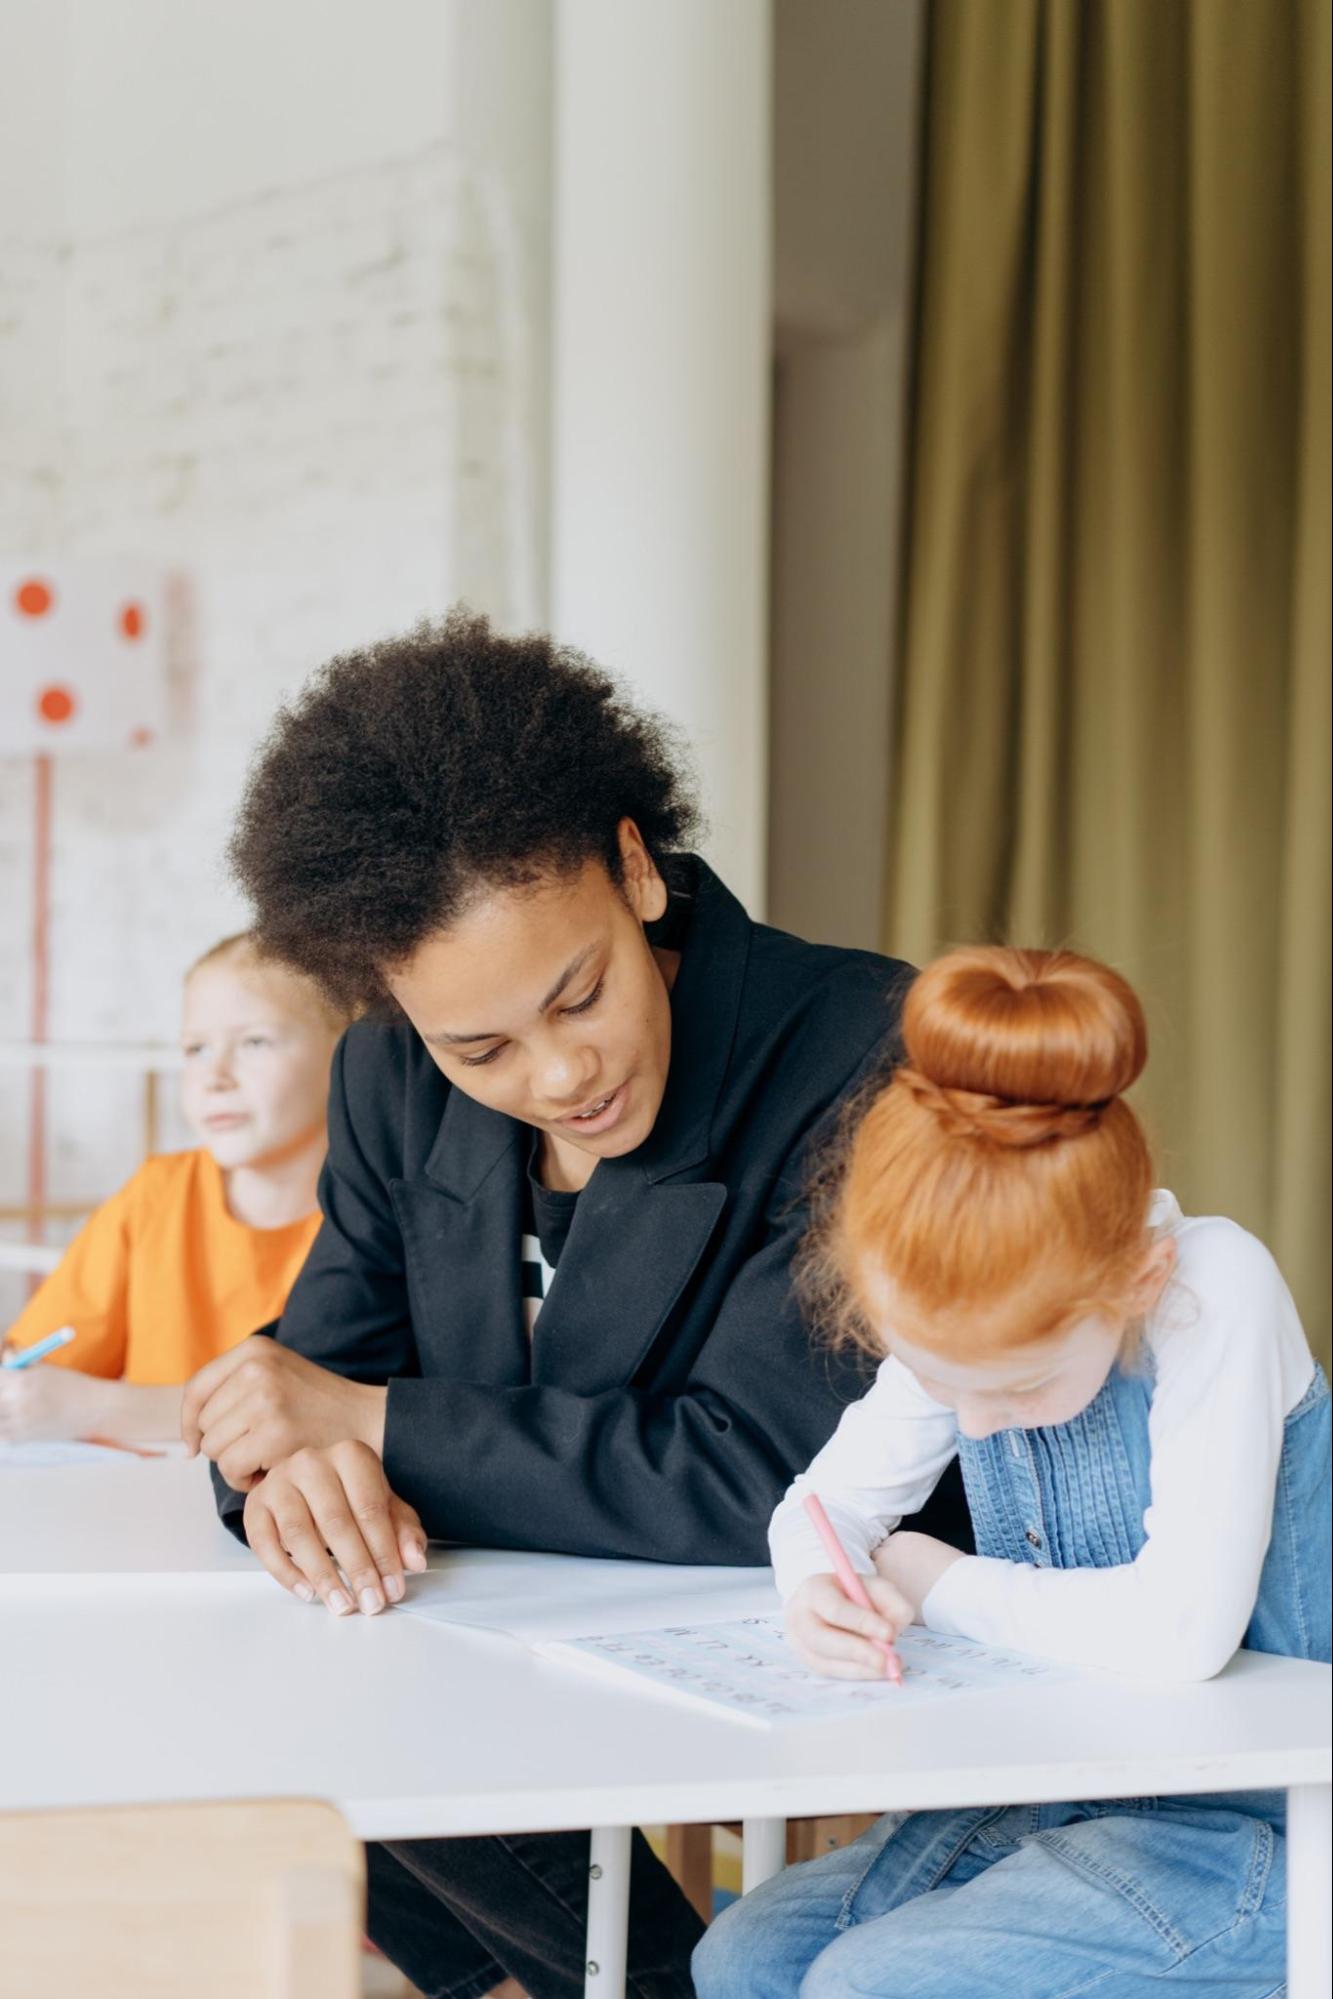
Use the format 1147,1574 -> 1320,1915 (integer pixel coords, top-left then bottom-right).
887,0 -> 1331,1362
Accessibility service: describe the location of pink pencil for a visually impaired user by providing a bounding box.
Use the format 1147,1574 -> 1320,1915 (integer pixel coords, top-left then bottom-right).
803,1491 -> 904,1685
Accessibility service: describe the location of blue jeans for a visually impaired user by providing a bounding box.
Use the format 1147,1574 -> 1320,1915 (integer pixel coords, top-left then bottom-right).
693,1800 -> 1287,1999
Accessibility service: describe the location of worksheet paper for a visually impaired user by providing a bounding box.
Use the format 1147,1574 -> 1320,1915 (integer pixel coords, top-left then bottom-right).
539,1614 -> 1074,1728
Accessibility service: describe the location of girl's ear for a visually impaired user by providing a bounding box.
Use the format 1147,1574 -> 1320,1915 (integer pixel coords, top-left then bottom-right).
1128,1234 -> 1177,1319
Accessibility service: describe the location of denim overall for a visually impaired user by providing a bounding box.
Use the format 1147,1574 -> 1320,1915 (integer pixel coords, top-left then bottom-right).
695,1364 -> 1331,1999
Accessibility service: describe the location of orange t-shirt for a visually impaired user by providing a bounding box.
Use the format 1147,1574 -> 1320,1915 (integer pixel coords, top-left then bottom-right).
6,1150 -> 321,1384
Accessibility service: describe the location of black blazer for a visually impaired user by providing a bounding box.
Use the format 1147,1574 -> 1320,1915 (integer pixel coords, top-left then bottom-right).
215,859 -> 967,1561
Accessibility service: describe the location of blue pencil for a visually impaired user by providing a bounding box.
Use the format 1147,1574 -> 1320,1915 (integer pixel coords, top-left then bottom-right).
2,1325 -> 76,1370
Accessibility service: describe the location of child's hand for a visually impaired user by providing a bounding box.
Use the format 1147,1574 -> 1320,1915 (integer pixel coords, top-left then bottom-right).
0,1363 -> 108,1444
242,1439 -> 428,1617
873,1531 -> 964,1621
783,1571 -> 913,1679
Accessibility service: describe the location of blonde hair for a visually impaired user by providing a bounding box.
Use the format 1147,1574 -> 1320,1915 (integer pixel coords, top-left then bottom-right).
186,932 -> 352,1036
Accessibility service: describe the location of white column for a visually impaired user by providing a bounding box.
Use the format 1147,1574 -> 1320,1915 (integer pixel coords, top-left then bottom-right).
551,0 -> 772,913
1287,1783 -> 1332,1999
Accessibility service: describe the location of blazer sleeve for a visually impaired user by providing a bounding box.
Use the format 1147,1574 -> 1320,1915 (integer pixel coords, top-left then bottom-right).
212,1031 -> 419,1531
378,1121 -> 872,1564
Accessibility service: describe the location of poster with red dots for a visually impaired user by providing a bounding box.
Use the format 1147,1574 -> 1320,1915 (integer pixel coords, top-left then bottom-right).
2,561 -> 167,755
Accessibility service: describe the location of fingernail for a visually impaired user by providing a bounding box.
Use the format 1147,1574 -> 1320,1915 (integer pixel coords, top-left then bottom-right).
293,1583 -> 315,1604
328,1589 -> 352,1615
359,1587 -> 384,1616
404,1542 -> 427,1571
385,1574 -> 404,1603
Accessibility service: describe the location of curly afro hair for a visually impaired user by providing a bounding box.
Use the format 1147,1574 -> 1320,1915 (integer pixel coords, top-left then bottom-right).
228,610 -> 701,1011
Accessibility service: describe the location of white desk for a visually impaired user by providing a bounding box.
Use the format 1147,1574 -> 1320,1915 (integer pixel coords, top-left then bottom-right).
3,1452 -> 1330,1997
0,1447 -> 253,1576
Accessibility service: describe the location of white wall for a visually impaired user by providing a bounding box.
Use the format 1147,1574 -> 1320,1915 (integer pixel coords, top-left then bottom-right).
0,0 -> 553,1302
551,0 -> 772,912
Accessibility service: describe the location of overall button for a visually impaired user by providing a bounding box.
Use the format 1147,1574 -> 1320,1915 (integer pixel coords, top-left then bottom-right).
1024,1528 -> 1043,1549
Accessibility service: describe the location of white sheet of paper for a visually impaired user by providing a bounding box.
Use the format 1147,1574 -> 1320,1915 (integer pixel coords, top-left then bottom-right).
538,1614 -> 1075,1728
0,1441 -> 142,1469
401,1547 -> 779,1642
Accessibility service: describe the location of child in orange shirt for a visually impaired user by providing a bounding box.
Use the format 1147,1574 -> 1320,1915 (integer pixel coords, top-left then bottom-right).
0,934 -> 347,1445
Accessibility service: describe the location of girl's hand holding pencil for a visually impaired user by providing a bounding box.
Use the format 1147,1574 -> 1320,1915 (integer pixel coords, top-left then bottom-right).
783,1493 -> 913,1681
1,1326 -> 76,1370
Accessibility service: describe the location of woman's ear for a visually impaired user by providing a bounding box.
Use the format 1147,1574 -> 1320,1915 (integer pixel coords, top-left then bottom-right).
617,818 -> 668,923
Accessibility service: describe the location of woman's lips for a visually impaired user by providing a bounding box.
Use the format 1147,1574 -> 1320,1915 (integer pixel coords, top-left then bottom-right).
556,1080 -> 629,1137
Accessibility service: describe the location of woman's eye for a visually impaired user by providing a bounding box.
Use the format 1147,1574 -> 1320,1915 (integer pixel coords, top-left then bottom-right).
564,980 -> 605,1017
242,1036 -> 272,1049
461,1045 -> 504,1068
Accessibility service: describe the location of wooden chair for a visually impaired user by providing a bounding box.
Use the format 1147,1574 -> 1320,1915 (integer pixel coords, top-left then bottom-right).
664,1815 -> 879,1920
0,1798 -> 364,1998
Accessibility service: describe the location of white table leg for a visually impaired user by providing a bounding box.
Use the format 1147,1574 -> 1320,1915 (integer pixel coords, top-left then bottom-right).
741,1817 -> 787,1892
1287,1783 -> 1332,1999
585,1825 -> 632,1999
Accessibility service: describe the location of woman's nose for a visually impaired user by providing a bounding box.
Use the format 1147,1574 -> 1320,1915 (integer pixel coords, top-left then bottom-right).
538,1049 -> 597,1107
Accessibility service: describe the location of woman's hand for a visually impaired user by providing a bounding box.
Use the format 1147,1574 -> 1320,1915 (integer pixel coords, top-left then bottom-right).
242,1440 -> 427,1616
873,1530 -> 964,1621
181,1335 -> 389,1491
783,1570 -> 914,1679
0,1362 -> 111,1444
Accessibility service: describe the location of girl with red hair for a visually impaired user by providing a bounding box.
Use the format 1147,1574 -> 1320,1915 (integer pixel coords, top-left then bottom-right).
695,946 -> 1329,1999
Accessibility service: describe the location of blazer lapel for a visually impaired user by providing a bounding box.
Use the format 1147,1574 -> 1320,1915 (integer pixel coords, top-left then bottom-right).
390,1085 -> 529,1386
530,1165 -> 727,1391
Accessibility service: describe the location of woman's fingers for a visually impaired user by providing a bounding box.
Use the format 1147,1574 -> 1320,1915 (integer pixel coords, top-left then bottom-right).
243,1487 -> 321,1604
391,1496 -> 429,1572
181,1340 -> 259,1453
286,1444 -> 406,1612
241,1444 -> 424,1615
329,1443 -> 410,1605
203,1400 -> 265,1488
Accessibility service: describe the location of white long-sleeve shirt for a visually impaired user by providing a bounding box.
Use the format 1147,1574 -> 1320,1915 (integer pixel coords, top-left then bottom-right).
769,1193 -> 1316,1682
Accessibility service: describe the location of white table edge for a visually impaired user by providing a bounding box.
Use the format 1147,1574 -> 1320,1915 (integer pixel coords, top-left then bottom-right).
333,1750 -> 1333,1844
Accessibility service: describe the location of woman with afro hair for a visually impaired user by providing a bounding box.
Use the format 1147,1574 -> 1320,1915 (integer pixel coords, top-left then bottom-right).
183,610 -> 968,1999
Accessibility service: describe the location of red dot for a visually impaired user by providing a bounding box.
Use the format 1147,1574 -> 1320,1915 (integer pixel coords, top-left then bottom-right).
37,685 -> 77,725
16,578 -> 54,617
129,725 -> 155,748
119,602 -> 146,640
